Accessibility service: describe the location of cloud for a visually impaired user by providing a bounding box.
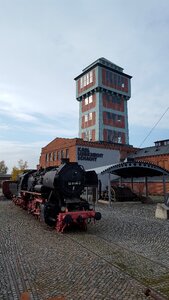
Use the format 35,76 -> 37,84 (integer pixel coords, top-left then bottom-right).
129,88 -> 169,129
0,123 -> 10,130
0,0 -> 169,170
0,140 -> 47,172
0,91 -> 39,122
0,87 -> 79,132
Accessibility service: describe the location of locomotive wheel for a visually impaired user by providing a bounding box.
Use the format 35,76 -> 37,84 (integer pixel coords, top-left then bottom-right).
44,203 -> 58,227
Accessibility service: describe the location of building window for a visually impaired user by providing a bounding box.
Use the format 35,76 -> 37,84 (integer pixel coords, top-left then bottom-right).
80,71 -> 93,88
89,95 -> 92,103
84,75 -> 87,86
84,112 -> 93,122
49,153 -> 53,161
84,114 -> 88,122
61,150 -> 64,159
89,112 -> 92,120
107,130 -> 112,142
86,73 -> 89,85
65,149 -> 69,158
80,77 -> 83,88
53,151 -> 56,161
85,97 -> 88,105
57,151 -> 60,160
117,115 -> 122,122
83,130 -> 92,141
118,136 -> 122,143
46,153 -> 49,162
89,71 -> 93,83
89,130 -> 92,141
84,95 -> 93,105
107,129 -> 123,143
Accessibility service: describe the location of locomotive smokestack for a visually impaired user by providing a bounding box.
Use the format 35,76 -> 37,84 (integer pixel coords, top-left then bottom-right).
61,158 -> 70,164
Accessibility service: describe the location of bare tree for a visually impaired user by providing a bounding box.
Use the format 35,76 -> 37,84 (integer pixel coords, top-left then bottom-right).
11,160 -> 28,180
18,159 -> 28,170
0,160 -> 8,174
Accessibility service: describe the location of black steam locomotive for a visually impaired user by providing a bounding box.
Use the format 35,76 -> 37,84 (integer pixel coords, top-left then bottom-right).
13,159 -> 101,232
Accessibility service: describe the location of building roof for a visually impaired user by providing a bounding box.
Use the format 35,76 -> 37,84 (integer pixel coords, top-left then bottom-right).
0,174 -> 11,180
131,144 -> 169,158
41,137 -> 136,153
100,160 -> 169,178
83,57 -> 123,73
87,164 -> 114,174
74,57 -> 132,80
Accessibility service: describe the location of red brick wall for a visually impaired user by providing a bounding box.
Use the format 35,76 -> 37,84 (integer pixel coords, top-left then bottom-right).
113,181 -> 169,196
102,68 -> 128,93
102,93 -> 124,112
103,112 -> 125,128
39,138 -> 77,168
136,155 -> 169,171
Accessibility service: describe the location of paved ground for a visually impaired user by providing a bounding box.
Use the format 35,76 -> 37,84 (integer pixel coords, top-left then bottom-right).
0,194 -> 169,299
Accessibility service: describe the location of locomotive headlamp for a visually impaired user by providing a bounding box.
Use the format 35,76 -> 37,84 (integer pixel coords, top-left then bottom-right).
61,206 -> 66,212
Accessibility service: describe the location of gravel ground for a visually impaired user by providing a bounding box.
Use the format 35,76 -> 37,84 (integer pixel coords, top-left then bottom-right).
0,194 -> 169,300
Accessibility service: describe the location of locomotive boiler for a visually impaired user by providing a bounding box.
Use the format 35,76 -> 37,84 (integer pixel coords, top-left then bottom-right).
13,159 -> 101,232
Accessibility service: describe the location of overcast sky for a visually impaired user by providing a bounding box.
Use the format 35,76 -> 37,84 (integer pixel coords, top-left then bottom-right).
0,0 -> 169,172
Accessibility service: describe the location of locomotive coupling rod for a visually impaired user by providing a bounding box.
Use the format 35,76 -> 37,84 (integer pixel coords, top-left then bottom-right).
144,288 -> 166,300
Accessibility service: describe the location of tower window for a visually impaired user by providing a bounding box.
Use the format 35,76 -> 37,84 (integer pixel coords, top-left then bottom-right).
89,95 -> 93,103
80,77 -> 83,88
83,130 -> 92,141
89,71 -> 93,83
84,76 -> 87,86
80,71 -> 93,88
84,95 -> 93,105
86,73 -> 89,85
118,136 -> 122,143
117,115 -> 122,122
89,112 -> 92,120
84,114 -> 88,122
85,97 -> 88,105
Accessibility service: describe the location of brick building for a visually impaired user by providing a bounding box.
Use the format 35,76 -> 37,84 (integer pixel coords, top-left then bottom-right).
74,57 -> 132,144
39,138 -> 136,170
119,139 -> 169,196
131,139 -> 169,170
